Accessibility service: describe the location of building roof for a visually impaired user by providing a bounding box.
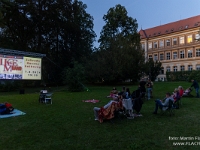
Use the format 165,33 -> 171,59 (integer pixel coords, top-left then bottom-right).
139,15 -> 200,39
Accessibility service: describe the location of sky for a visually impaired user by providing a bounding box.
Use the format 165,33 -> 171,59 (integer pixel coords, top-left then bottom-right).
81,0 -> 200,47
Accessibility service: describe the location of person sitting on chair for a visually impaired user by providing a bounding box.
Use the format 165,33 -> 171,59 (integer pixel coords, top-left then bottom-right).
172,88 -> 180,102
178,86 -> 184,97
93,94 -> 123,121
125,87 -> 131,99
107,87 -> 118,98
153,92 -> 174,114
183,87 -> 192,96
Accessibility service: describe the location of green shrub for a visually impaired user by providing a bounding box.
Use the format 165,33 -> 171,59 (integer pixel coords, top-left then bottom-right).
62,61 -> 85,92
188,70 -> 200,82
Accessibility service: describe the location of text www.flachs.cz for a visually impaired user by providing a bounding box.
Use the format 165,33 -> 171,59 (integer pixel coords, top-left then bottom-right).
173,142 -> 200,146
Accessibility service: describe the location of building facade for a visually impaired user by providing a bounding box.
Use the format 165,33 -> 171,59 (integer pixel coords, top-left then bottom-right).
140,15 -> 200,81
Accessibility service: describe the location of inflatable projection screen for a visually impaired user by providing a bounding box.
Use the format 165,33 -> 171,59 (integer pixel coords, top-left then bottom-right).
0,54 -> 42,80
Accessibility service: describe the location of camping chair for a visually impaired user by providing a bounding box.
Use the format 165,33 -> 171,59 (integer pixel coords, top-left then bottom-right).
160,99 -> 175,116
173,97 -> 181,109
44,93 -> 53,104
182,88 -> 193,97
98,101 -> 124,123
39,90 -> 48,103
122,98 -> 134,119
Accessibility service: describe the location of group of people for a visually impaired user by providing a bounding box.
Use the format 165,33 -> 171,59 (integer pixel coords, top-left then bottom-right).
107,86 -> 131,99
152,79 -> 199,114
94,85 -> 144,121
94,79 -> 200,121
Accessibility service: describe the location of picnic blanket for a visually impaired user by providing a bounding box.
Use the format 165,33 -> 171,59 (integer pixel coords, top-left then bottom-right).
82,99 -> 99,103
0,109 -> 26,119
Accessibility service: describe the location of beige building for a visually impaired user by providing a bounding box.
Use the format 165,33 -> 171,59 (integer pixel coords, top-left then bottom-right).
139,15 -> 200,81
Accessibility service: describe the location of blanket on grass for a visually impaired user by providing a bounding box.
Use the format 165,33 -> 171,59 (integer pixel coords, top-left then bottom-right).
82,100 -> 99,103
0,109 -> 26,119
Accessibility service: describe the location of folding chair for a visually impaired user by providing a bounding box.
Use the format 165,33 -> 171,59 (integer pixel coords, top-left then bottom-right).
182,88 -> 193,98
161,100 -> 174,116
44,93 -> 53,104
174,98 -> 181,109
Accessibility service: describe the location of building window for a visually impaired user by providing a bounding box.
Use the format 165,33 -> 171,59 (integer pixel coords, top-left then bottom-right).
160,53 -> 164,60
180,65 -> 185,71
195,34 -> 200,41
166,66 -> 171,72
142,43 -> 145,50
166,39 -> 170,46
154,54 -> 158,61
149,55 -> 152,59
196,65 -> 200,70
166,52 -> 170,60
148,43 -> 152,49
196,49 -> 200,57
173,52 -> 177,59
159,40 -> 164,47
173,38 -> 177,45
161,68 -> 164,74
188,50 -> 193,58
180,36 -> 184,44
180,50 -> 184,58
154,42 -> 158,48
173,66 -> 177,72
188,65 -> 193,71
187,35 -> 193,43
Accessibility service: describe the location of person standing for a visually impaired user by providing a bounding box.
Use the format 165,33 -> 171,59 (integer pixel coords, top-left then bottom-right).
146,79 -> 152,100
191,79 -> 200,98
139,78 -> 146,94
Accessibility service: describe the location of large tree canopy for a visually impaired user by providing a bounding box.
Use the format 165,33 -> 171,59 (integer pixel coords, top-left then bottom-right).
86,4 -> 144,83
0,0 -> 96,84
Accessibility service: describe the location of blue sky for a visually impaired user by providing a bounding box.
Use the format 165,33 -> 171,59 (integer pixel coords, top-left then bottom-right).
81,0 -> 200,47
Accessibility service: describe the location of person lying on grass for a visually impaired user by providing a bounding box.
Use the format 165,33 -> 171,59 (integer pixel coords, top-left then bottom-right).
153,92 -> 174,114
0,102 -> 15,115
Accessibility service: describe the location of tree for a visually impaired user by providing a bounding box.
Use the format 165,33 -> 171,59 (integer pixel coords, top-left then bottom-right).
0,0 -> 96,84
86,4 -> 144,83
144,58 -> 163,81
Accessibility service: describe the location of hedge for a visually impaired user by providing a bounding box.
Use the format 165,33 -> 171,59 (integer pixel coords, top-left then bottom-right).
166,70 -> 200,82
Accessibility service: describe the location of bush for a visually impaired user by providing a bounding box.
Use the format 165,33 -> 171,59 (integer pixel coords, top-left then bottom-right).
0,80 -> 19,92
188,70 -> 200,82
62,61 -> 85,92
166,70 -> 200,82
166,71 -> 192,81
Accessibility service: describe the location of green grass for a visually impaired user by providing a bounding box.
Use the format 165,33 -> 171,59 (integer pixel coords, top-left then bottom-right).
0,82 -> 200,150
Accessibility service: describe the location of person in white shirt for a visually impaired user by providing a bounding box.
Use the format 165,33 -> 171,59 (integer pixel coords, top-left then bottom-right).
153,92 -> 174,114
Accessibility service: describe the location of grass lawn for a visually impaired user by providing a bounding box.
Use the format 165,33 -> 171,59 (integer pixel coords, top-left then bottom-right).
0,82 -> 200,150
